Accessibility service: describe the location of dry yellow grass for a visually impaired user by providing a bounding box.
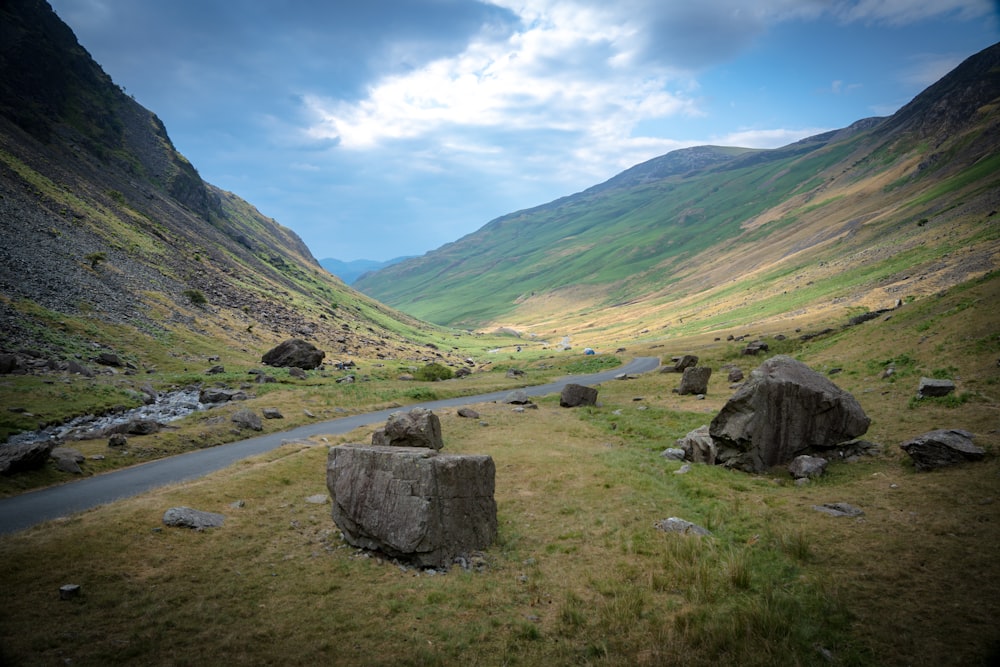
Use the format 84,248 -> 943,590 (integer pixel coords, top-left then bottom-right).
0,273 -> 997,666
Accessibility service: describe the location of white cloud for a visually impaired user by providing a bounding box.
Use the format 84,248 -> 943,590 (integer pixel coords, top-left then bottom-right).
300,0 -> 709,191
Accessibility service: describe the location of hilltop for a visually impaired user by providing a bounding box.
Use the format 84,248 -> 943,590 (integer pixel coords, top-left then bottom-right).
355,42 -> 1000,345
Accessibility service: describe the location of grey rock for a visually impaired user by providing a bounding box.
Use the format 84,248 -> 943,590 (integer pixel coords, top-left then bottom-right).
812,503 -> 864,518
788,455 -> 828,479
231,408 -> 263,431
660,447 -> 686,461
710,355 -> 870,473
654,517 -> 711,536
504,389 -> 532,405
327,444 -> 497,568
899,429 -> 984,471
107,433 -> 128,448
262,338 -> 325,370
198,388 -> 248,403
371,408 -> 443,450
304,494 -> 329,505
916,377 -> 956,398
560,383 -> 598,407
288,367 -> 308,379
163,506 -> 225,529
742,340 -> 769,355
123,418 -> 160,435
675,425 -> 716,464
727,367 -> 744,383
96,352 -> 122,367
662,354 -> 698,373
262,408 -> 284,419
678,366 -> 712,395
457,407 -> 480,419
51,446 -> 85,474
205,365 -> 226,375
0,439 -> 56,475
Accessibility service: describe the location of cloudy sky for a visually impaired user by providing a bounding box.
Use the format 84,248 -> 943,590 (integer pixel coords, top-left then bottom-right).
49,1 -> 999,262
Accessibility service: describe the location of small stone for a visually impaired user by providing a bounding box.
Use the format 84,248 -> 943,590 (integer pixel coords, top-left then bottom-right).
305,494 -> 329,505
812,503 -> 864,518
163,507 -> 225,529
660,448 -> 686,461
262,408 -> 284,419
655,517 -> 711,536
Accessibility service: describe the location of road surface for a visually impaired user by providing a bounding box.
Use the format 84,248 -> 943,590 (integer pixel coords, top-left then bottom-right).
0,356 -> 659,535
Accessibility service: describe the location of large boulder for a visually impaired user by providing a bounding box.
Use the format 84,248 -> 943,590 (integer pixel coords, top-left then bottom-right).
560,383 -> 598,407
261,338 -> 325,370
899,429 -> 984,471
371,408 -> 443,450
678,367 -> 712,395
709,355 -> 870,473
327,444 -> 497,568
0,440 -> 56,475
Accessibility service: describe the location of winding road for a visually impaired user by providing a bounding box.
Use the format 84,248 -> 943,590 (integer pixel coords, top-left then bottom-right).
0,356 -> 659,535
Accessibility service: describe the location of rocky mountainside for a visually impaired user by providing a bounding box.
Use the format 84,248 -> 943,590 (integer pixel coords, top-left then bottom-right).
355,42 -> 1000,337
0,0 -> 440,368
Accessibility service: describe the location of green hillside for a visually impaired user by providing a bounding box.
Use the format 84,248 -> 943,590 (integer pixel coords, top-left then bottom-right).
355,43 -> 1000,340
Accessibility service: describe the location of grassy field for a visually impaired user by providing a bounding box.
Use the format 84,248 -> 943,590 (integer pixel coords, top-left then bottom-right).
0,273 -> 998,666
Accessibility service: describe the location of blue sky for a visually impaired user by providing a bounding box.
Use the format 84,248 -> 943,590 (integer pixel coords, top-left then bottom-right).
49,0 -> 999,262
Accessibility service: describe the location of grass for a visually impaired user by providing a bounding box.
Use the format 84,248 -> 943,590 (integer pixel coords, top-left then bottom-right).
1,271 -> 998,665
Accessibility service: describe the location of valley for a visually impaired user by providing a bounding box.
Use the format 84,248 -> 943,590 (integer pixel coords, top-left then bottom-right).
0,2 -> 998,664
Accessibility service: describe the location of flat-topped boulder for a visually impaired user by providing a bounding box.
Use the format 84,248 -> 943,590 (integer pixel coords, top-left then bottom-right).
327,444 -> 497,568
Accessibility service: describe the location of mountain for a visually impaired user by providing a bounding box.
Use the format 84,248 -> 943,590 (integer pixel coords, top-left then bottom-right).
319,256 -> 415,285
354,42 -> 1000,339
0,0 -> 442,372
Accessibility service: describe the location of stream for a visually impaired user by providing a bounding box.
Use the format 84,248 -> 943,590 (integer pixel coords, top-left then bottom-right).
5,388 -> 208,446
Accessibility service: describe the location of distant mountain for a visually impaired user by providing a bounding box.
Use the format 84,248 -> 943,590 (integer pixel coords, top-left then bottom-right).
0,0 -> 441,367
354,41 -> 1000,336
319,256 -> 415,284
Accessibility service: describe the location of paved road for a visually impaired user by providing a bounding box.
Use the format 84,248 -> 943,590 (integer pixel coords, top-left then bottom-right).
0,357 -> 659,535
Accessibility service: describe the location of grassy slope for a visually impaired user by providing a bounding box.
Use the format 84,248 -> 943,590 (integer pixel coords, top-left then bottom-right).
0,271 -> 996,666
356,78 -> 1000,339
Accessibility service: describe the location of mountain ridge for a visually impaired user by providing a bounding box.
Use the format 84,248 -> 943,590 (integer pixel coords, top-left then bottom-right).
354,42 -> 1000,339
0,0 -> 446,370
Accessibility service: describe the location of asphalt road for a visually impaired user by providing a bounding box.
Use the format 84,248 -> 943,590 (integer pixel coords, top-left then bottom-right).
0,356 -> 659,535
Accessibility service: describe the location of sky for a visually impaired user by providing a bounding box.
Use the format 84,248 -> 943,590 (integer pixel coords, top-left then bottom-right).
48,1 -> 1000,262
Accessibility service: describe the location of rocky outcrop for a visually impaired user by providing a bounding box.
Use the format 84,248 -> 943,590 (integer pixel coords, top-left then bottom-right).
261,339 -> 325,370
327,445 -> 497,568
709,355 -> 870,473
899,429 -> 984,471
